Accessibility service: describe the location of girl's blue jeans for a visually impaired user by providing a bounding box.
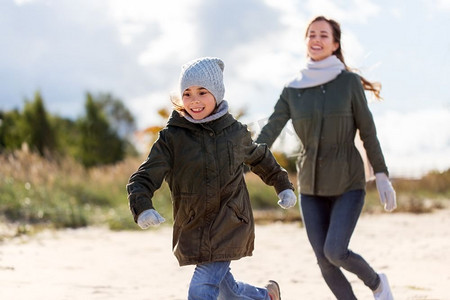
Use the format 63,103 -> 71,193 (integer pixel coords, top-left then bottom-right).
188,261 -> 270,300
300,189 -> 380,299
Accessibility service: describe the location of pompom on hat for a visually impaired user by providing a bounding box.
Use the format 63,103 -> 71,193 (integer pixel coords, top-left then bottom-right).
179,57 -> 225,105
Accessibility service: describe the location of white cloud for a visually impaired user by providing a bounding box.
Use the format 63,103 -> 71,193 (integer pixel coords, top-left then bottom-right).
375,109 -> 450,177
305,0 -> 380,23
264,0 -> 307,29
341,31 -> 366,67
106,0 -> 201,65
389,7 -> 403,19
13,0 -> 36,5
127,90 -> 172,129
435,0 -> 450,10
229,41 -> 300,88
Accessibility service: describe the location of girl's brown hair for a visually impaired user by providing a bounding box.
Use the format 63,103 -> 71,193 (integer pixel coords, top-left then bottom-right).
170,93 -> 186,115
306,16 -> 382,100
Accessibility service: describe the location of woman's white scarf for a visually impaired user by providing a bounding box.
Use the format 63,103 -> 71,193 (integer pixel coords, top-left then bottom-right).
286,55 -> 345,88
183,100 -> 229,124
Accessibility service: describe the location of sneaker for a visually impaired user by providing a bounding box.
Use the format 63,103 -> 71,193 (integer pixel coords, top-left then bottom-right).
265,280 -> 281,300
373,273 -> 394,300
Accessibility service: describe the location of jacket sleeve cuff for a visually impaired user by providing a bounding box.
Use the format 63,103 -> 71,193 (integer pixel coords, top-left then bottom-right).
274,179 -> 295,195
129,197 -> 154,223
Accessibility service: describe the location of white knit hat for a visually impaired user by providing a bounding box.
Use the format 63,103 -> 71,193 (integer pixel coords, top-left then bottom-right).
179,57 -> 225,105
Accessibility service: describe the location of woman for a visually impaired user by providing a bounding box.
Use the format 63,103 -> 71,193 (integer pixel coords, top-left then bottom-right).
256,16 -> 396,299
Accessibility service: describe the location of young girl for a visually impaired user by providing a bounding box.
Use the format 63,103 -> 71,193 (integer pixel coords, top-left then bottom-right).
256,16 -> 396,299
127,57 -> 296,300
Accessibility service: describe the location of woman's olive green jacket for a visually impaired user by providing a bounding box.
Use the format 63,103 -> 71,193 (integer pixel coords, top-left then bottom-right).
256,70 -> 388,196
127,111 -> 293,266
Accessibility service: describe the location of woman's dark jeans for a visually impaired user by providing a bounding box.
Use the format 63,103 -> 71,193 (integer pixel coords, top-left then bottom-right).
300,189 -> 380,299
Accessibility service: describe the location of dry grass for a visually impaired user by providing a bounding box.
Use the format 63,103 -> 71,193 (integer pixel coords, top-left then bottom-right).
1,148 -> 448,239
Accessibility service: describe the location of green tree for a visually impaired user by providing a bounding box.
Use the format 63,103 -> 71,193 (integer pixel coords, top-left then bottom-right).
93,93 -> 138,157
77,93 -> 125,167
95,93 -> 136,138
22,91 -> 56,155
51,116 -> 80,157
0,109 -> 26,151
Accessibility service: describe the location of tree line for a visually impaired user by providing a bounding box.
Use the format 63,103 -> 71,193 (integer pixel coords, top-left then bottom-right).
0,91 -> 137,167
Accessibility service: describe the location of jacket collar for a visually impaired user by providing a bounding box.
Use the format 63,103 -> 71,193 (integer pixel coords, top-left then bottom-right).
167,109 -> 236,133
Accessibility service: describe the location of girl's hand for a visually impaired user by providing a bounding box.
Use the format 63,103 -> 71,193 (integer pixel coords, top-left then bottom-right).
375,173 -> 397,212
277,189 -> 297,209
137,209 -> 166,229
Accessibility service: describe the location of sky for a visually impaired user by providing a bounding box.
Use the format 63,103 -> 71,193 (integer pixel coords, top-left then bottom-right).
1,0 -> 449,177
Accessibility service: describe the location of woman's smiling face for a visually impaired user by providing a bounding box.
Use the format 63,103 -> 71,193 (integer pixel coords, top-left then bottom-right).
182,86 -> 216,120
306,20 -> 339,61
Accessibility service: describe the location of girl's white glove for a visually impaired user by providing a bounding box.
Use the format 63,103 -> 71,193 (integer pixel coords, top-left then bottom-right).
375,173 -> 397,212
137,209 -> 166,229
277,189 -> 297,209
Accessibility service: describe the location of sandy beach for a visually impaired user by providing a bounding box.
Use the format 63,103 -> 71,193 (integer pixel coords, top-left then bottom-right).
1,207 -> 449,300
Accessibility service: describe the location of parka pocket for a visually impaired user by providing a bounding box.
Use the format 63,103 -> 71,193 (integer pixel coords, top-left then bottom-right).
172,194 -> 202,257
172,192 -> 200,224
173,208 -> 201,261
227,201 -> 249,224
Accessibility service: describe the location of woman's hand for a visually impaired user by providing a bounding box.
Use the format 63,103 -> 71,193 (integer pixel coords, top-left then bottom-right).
375,173 -> 397,212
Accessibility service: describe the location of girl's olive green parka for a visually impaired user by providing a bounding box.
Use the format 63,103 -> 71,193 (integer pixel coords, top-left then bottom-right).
127,111 -> 293,266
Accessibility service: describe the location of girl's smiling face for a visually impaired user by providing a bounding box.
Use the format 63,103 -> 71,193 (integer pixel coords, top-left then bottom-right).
306,20 -> 339,61
182,86 -> 216,120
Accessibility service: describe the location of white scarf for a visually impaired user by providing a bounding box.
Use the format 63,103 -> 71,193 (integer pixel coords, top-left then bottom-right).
183,100 -> 229,124
286,55 -> 345,88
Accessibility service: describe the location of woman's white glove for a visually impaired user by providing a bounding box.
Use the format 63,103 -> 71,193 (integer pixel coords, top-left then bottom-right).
375,173 -> 397,212
137,209 -> 166,229
277,189 -> 297,209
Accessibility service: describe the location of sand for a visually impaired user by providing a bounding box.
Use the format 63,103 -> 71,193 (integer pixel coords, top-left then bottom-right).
1,207 -> 449,300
